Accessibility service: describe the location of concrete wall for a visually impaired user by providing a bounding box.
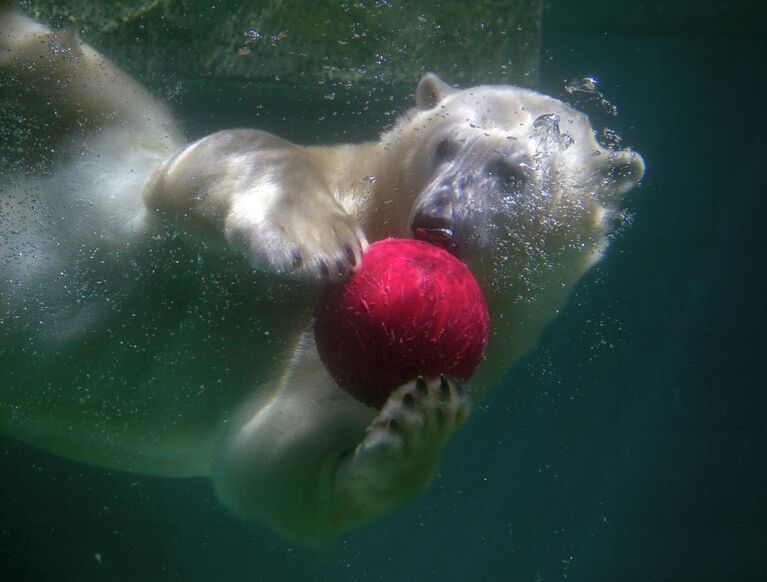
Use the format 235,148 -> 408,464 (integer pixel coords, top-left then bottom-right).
20,0 -> 542,86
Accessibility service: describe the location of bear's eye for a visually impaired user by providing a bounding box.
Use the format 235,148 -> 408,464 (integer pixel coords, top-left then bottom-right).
489,158 -> 527,188
434,138 -> 457,162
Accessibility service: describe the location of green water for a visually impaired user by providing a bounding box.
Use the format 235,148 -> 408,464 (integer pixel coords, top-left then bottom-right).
1,2 -> 765,581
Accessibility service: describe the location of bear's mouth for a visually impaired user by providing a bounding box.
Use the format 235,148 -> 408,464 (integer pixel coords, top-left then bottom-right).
411,215 -> 489,259
411,211 -> 466,257
412,225 -> 461,256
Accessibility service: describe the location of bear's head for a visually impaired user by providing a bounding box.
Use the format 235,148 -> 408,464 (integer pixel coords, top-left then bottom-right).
378,73 -> 645,377
383,73 -> 645,303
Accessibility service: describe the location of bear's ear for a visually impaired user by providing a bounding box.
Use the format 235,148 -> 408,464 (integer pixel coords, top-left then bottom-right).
416,73 -> 458,109
596,149 -> 646,202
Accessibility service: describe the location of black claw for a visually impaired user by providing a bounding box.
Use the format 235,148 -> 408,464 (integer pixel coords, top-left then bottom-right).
403,392 -> 415,408
439,375 -> 451,399
319,261 -> 330,279
415,377 -> 428,395
334,257 -> 348,278
387,418 -> 399,432
344,243 -> 357,266
455,382 -> 465,396
291,250 -> 303,269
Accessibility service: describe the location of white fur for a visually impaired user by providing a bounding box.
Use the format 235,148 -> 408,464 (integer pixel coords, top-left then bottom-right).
0,10 -> 644,544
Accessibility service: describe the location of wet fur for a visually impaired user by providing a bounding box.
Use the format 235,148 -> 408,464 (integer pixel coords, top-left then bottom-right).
0,7 -> 643,543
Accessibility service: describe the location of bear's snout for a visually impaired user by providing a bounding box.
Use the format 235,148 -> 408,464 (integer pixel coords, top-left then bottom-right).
411,157 -> 501,257
411,189 -> 488,258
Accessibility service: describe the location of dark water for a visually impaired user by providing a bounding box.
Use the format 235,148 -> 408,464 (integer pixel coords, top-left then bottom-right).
2,3 -> 766,582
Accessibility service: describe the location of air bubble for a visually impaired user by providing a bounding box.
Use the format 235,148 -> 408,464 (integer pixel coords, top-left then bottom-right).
564,76 -> 599,94
533,113 -> 573,152
563,76 -> 618,117
533,113 -> 561,134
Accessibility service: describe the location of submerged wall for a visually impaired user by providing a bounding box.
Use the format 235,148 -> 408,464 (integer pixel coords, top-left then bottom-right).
19,0 -> 541,86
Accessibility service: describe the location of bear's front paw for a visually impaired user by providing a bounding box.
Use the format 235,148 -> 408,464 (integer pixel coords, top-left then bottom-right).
360,375 -> 470,465
227,194 -> 367,280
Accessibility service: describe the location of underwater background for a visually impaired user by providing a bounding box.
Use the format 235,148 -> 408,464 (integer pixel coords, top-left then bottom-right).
1,0 -> 765,580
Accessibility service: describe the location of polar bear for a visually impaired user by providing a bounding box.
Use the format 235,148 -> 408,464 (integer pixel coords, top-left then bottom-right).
0,8 -> 644,543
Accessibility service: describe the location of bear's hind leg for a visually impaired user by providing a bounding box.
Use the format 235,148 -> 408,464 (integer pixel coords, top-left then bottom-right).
0,7 -> 180,145
211,332 -> 470,545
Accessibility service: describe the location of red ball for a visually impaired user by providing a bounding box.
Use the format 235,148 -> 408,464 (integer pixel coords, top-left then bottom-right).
314,238 -> 490,408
